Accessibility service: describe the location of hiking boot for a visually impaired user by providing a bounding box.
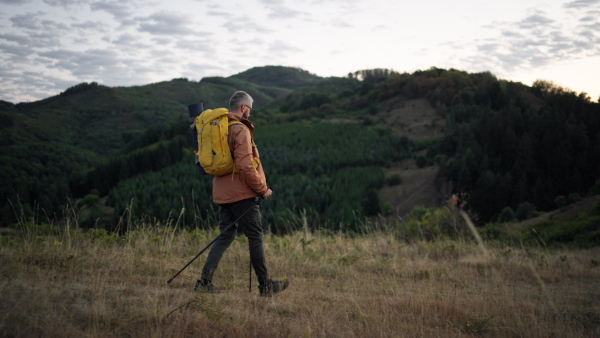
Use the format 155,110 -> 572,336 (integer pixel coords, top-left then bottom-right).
194,279 -> 220,293
259,279 -> 289,297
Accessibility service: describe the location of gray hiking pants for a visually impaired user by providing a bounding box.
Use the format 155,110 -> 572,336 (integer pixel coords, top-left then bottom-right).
201,197 -> 269,284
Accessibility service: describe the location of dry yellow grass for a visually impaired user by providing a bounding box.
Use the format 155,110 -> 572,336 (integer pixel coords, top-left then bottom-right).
1,223 -> 599,337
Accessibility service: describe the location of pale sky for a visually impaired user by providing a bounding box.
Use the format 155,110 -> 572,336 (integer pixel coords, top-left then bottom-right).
1,0 -> 599,103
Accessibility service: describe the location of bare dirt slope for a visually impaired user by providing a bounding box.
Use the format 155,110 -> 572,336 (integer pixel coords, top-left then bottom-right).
375,98 -> 446,217
379,160 -> 443,217
376,98 -> 445,140
326,98 -> 446,217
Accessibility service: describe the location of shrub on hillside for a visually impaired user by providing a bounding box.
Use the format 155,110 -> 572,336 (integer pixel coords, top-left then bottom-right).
397,206 -> 470,241
386,174 -> 402,186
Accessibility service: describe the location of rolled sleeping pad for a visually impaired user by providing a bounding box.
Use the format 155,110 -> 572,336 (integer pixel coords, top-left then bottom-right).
188,103 -> 207,175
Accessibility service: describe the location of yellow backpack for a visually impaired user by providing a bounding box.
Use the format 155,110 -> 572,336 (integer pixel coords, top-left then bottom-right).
194,108 -> 259,176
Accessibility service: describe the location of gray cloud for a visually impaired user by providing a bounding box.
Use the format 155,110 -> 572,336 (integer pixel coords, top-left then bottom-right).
154,55 -> 179,64
29,30 -> 62,47
331,18 -> 352,28
71,20 -> 108,32
0,0 -> 32,4
10,11 -> 46,30
151,37 -> 171,45
564,0 -> 600,8
249,37 -> 266,46
91,0 -> 131,17
174,37 -> 215,54
224,16 -> 271,33
207,10 -> 228,17
501,30 -> 524,38
185,62 -> 223,73
112,32 -> 151,50
266,5 -> 304,20
0,32 -> 31,45
43,0 -> 88,7
40,48 -> 132,79
259,0 -> 306,20
517,13 -> 554,29
148,49 -> 172,58
260,0 -> 284,5
268,40 -> 301,57
477,43 -> 499,53
0,41 -> 31,58
40,19 -> 69,30
91,0 -> 137,26
138,11 -> 194,35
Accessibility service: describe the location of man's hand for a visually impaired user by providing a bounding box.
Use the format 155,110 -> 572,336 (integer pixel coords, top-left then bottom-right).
262,188 -> 273,200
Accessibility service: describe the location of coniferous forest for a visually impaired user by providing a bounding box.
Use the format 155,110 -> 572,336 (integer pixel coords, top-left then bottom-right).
1,66 -> 599,233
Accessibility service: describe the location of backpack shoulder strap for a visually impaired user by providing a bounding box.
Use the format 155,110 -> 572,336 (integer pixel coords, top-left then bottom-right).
228,120 -> 244,127
227,120 -> 255,145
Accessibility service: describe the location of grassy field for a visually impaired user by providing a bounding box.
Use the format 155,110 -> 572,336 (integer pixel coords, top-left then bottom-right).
1,217 -> 599,337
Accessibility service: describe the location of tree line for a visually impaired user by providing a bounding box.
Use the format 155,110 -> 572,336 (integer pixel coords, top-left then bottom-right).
2,66 -> 598,228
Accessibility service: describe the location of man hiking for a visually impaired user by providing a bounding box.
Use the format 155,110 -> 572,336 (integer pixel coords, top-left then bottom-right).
195,91 -> 289,297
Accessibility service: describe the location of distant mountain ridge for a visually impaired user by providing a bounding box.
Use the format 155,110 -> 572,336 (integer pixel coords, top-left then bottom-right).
1,66 -> 312,157
230,66 -> 322,89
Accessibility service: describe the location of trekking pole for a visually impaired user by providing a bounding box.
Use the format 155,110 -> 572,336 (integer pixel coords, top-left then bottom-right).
167,198 -> 261,284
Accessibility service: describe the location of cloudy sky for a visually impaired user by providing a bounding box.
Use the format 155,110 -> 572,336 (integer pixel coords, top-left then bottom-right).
1,0 -> 599,103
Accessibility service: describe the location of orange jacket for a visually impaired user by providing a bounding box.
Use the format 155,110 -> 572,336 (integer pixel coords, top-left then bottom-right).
212,110 -> 268,204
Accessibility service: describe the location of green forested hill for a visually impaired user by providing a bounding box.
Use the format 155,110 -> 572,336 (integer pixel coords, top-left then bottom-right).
1,66 -> 599,231
1,77 -> 291,156
0,69 -> 297,224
